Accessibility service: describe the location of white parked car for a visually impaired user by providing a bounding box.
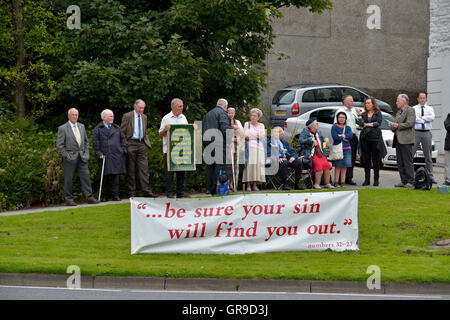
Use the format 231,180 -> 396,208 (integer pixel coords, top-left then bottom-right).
283,106 -> 438,167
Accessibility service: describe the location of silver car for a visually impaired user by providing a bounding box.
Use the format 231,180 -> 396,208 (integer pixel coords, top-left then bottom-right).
270,83 -> 393,128
283,106 -> 438,167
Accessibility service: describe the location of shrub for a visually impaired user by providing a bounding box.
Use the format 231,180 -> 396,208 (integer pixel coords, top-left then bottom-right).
0,118 -> 209,211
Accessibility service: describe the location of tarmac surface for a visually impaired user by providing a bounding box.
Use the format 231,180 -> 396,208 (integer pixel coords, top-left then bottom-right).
0,165 -> 448,298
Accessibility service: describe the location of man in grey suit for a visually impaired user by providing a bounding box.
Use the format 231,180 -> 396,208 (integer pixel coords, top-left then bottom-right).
391,94 -> 416,188
57,108 -> 99,206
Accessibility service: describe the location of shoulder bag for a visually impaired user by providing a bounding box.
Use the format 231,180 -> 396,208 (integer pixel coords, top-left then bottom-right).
327,126 -> 345,161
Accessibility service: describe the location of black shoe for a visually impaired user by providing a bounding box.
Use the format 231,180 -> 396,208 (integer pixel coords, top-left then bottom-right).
362,180 -> 370,186
144,192 -> 158,198
167,193 -> 175,199
373,181 -> 379,187
112,196 -> 121,201
101,197 -> 108,202
281,184 -> 291,191
294,184 -> 304,190
345,180 -> 357,186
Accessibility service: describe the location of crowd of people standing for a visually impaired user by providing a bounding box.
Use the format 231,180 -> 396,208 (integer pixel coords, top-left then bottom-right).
56,93 -> 450,205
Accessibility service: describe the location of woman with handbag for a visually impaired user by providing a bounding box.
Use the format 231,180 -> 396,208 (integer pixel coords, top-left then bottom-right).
331,112 -> 353,188
357,97 -> 383,186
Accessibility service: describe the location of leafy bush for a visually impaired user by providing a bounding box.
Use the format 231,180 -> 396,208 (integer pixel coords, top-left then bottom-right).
0,118 -> 208,211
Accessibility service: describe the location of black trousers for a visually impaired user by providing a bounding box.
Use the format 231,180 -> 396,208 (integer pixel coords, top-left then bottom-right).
101,174 -> 120,199
278,158 -> 303,185
396,143 -> 415,185
164,153 -> 186,196
345,133 -> 358,183
361,139 -> 380,182
204,146 -> 226,195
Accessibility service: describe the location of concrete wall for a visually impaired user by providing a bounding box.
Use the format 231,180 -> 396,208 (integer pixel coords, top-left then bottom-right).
427,0 -> 450,154
262,0 -> 429,116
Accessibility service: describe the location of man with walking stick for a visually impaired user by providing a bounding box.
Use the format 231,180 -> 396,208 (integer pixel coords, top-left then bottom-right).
93,109 -> 127,201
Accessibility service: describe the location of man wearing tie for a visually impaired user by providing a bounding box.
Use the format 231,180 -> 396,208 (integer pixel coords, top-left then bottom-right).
413,92 -> 437,184
57,108 -> 99,206
120,99 -> 158,198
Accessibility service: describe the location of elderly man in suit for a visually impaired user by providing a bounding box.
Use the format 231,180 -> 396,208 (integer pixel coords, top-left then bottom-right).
57,108 -> 99,206
202,98 -> 231,195
391,93 -> 416,188
93,109 -> 127,202
120,99 -> 158,198
267,126 -> 304,190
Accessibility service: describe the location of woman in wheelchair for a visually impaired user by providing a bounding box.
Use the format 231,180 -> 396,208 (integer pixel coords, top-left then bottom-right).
299,118 -> 334,190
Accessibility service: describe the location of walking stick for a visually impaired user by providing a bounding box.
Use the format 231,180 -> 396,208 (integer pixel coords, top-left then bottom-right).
230,146 -> 236,192
98,156 -> 105,200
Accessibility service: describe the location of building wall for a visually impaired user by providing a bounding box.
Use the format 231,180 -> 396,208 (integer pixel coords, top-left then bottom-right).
427,0 -> 450,154
262,0 -> 429,118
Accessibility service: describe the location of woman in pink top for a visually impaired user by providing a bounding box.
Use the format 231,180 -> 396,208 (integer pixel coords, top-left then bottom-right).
243,108 -> 266,191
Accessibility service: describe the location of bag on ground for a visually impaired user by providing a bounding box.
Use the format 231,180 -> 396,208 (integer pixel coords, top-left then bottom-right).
217,170 -> 229,195
414,167 -> 432,190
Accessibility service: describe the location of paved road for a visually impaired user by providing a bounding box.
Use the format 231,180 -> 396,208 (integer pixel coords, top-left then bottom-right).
1,285 -> 447,300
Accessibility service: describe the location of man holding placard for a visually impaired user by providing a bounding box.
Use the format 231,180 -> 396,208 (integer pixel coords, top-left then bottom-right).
159,98 -> 190,198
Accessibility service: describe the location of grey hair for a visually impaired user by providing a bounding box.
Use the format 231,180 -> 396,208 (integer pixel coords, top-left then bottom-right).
67,108 -> 78,115
171,98 -> 183,109
249,107 -> 263,119
273,126 -> 283,133
217,98 -> 228,109
398,94 -> 409,105
101,109 -> 113,120
134,99 -> 146,107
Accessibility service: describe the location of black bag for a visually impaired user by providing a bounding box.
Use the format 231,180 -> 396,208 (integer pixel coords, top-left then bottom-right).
414,167 -> 432,190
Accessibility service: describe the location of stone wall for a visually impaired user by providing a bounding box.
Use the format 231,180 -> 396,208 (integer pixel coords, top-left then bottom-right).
261,0 -> 429,117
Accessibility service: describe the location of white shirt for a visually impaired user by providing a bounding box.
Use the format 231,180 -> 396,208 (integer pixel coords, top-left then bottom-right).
159,111 -> 188,153
339,107 -> 357,133
413,104 -> 435,131
69,121 -> 82,147
132,110 -> 143,139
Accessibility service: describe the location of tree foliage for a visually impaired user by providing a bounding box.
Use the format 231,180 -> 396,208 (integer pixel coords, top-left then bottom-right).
0,0 -> 65,118
1,0 -> 333,121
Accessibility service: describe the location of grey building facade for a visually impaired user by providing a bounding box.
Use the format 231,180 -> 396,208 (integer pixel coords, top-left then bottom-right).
262,0 -> 449,153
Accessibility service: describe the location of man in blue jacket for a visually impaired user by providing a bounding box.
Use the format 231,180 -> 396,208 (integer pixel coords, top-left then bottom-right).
267,126 -> 304,190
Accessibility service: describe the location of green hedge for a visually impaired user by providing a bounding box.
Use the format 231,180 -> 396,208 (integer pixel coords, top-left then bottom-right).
0,118 -> 207,212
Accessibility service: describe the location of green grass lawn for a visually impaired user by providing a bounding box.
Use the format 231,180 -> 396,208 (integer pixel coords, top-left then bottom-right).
0,189 -> 449,283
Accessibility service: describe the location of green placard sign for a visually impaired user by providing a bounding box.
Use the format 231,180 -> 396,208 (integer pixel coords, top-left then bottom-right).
167,124 -> 196,171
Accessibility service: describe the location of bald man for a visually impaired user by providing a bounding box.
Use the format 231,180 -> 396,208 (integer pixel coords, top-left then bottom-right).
57,108 -> 99,206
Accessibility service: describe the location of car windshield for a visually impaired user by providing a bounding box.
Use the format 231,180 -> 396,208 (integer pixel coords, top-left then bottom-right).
272,90 -> 295,105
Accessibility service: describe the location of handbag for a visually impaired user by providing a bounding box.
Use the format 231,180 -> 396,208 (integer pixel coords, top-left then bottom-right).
327,126 -> 345,161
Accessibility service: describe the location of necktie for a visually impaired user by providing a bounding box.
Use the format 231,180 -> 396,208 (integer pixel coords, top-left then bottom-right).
138,114 -> 142,140
421,106 -> 425,130
73,124 -> 81,147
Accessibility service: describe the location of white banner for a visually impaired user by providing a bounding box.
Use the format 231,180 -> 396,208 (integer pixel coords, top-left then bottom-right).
130,191 -> 359,254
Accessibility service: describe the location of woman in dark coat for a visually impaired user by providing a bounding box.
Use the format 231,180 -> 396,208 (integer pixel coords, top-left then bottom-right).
357,97 -> 383,186
92,109 -> 127,201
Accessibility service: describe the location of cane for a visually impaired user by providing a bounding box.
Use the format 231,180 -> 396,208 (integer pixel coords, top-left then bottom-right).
230,146 -> 236,192
98,156 -> 106,200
